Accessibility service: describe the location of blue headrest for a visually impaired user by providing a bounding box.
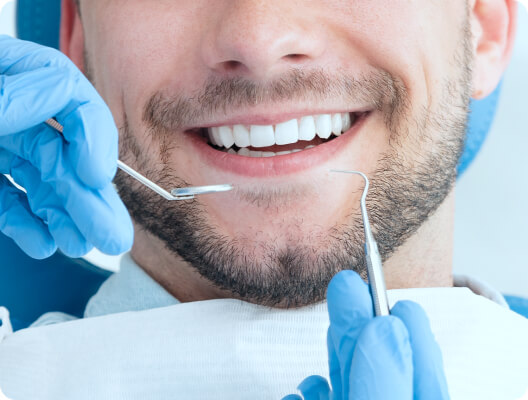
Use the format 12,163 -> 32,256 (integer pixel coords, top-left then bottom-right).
16,0 -> 501,175
459,84 -> 501,175
16,0 -> 61,50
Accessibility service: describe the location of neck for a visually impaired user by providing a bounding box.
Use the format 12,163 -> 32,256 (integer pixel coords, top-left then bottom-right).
383,188 -> 455,289
131,188 -> 455,303
131,227 -> 230,303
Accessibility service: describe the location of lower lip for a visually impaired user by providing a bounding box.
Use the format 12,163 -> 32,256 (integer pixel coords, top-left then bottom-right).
187,113 -> 370,177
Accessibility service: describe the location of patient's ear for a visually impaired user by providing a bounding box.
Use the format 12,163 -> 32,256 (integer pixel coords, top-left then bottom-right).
59,0 -> 85,72
470,0 -> 517,99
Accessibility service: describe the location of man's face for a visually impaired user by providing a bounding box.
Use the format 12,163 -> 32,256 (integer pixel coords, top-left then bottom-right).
80,0 -> 470,307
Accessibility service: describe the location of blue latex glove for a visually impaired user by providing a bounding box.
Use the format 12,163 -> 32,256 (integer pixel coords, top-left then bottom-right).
283,271 -> 450,400
0,35 -> 133,259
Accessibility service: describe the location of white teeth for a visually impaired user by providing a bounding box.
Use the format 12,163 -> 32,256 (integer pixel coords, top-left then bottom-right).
342,113 -> 352,132
235,148 -> 303,158
275,119 -> 299,145
238,147 -> 250,156
233,124 -> 251,148
315,114 -> 332,139
250,125 -> 275,148
210,127 -> 222,147
298,116 -> 316,141
208,112 -> 357,149
219,126 -> 235,148
332,113 -> 343,136
229,144 -> 323,157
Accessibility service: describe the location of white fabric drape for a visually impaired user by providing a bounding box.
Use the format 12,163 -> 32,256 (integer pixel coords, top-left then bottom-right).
1,283 -> 527,399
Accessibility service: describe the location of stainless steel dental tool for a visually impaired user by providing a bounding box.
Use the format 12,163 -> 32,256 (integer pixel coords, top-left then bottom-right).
330,169 -> 390,317
44,119 -> 233,200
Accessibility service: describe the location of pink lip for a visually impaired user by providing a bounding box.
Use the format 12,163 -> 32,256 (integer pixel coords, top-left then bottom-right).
187,113 -> 370,177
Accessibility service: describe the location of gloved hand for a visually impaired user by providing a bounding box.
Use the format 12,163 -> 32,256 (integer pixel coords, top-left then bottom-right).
0,35 -> 133,259
282,270 -> 450,400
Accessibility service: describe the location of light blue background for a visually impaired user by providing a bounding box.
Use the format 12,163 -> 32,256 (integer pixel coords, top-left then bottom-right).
0,1 -> 15,36
1,1 -> 527,296
454,7 -> 528,297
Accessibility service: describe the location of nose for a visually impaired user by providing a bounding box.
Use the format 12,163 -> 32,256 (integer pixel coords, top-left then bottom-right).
200,1 -> 326,80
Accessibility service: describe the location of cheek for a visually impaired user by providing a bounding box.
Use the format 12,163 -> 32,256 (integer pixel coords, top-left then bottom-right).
329,1 -> 466,108
87,2 -> 206,129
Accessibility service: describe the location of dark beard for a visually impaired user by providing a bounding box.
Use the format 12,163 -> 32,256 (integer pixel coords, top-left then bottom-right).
113,23 -> 472,308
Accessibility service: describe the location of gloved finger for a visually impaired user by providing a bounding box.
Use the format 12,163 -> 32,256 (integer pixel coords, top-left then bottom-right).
55,72 -> 119,189
349,316 -> 413,400
48,209 -> 94,258
326,270 -> 374,397
281,395 -> 303,400
391,301 -> 450,399
6,158 -> 93,258
297,375 -> 331,400
57,180 -> 133,255
326,327 -> 343,400
0,35 -> 117,188
0,35 -> 73,74
0,67 -> 75,135
0,146 -> 133,255
0,175 -> 57,259
0,123 -> 78,185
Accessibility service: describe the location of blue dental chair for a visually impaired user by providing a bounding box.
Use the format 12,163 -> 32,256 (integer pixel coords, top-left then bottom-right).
1,0 -> 527,332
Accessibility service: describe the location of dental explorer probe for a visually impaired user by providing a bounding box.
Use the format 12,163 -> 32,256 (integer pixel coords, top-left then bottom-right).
330,170 -> 390,317
44,119 -> 233,201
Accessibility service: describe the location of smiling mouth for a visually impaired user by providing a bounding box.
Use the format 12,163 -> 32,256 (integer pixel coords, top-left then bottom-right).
188,112 -> 367,157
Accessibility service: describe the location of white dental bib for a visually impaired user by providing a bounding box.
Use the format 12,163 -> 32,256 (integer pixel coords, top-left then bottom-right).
0,284 -> 527,400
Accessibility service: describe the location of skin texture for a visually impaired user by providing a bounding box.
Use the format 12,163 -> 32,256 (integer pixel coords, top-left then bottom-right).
60,0 -> 516,307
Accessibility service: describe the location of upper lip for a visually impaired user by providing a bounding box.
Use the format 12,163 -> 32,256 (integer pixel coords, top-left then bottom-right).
184,107 -> 374,131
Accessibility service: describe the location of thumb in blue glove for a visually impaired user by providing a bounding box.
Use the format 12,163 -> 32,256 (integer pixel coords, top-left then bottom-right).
283,270 -> 450,400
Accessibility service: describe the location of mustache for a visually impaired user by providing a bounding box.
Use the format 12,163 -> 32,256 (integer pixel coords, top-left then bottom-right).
142,68 -> 408,133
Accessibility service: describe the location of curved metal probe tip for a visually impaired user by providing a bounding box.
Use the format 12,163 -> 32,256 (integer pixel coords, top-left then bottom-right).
44,119 -> 233,200
330,170 -> 372,241
330,169 -> 390,316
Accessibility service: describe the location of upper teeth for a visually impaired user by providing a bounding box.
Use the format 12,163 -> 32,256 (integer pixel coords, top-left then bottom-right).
208,113 -> 354,149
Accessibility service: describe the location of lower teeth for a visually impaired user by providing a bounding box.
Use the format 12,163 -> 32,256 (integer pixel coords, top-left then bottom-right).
226,145 -> 314,158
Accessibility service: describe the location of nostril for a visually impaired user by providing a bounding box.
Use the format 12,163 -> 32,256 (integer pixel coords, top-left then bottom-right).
284,54 -> 309,63
223,60 -> 244,71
